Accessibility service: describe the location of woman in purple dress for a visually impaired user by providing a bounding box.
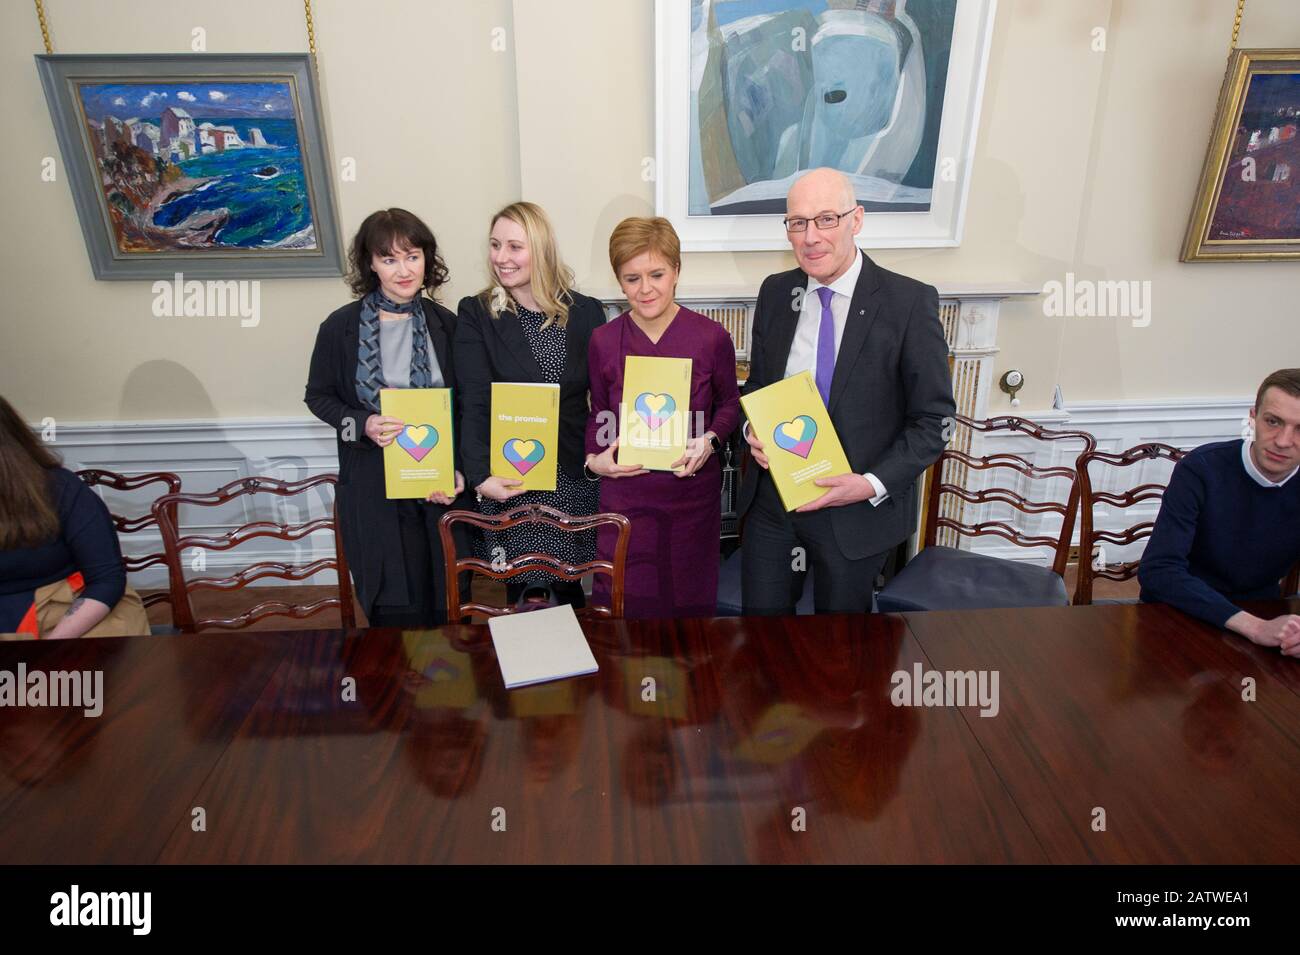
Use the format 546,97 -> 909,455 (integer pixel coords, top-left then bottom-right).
584,217 -> 740,618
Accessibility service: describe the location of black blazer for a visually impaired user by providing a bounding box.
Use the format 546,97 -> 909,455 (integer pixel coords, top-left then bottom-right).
454,290 -> 607,492
738,253 -> 955,560
304,296 -> 464,616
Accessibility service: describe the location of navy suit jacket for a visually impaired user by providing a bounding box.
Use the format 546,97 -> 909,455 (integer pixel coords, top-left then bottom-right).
738,252 -> 955,559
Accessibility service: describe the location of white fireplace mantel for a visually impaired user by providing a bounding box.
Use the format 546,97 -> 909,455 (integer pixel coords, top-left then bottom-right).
596,283 -> 1042,426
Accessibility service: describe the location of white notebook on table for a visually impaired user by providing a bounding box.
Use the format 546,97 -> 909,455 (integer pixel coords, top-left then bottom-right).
488,604 -> 599,689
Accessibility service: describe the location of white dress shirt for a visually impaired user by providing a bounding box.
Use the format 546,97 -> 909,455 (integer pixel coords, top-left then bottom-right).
781,249 -> 887,505
1242,438 -> 1298,487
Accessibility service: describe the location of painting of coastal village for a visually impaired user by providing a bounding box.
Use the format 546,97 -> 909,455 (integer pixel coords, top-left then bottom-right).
75,80 -> 318,253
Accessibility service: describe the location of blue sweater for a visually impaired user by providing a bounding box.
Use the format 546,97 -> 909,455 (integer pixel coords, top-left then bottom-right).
1139,440 -> 1300,628
0,467 -> 126,632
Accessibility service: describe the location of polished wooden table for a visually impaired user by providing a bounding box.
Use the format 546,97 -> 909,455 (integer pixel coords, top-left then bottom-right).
1,600 -> 1296,864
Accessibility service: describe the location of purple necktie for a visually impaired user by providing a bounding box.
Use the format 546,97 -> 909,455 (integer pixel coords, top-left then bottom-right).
814,285 -> 835,407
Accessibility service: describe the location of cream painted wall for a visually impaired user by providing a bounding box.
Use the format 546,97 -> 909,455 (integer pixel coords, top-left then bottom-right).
2,0 -> 1297,424
1,0 -> 518,423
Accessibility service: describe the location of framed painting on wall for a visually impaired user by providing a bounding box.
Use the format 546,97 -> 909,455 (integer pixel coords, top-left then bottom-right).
36,53 -> 344,280
1182,48 -> 1300,262
655,0 -> 997,252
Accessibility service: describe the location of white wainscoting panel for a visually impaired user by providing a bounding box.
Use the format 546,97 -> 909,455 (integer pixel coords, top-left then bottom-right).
963,397 -> 1252,564
52,418 -> 342,591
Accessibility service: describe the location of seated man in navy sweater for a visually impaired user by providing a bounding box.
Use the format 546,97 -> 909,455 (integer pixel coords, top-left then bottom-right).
1139,368 -> 1300,656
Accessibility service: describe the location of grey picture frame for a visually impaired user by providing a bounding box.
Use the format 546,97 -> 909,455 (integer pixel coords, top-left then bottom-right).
36,52 -> 345,280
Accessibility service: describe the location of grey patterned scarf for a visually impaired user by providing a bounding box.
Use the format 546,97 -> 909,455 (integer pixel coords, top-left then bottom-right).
355,288 -> 435,412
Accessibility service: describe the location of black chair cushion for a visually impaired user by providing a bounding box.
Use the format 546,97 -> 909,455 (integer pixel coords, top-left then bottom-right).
875,545 -> 1068,613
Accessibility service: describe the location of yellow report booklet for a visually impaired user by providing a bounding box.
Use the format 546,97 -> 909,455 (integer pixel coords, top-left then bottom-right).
740,371 -> 852,511
380,388 -> 455,499
617,355 -> 692,471
490,382 -> 560,492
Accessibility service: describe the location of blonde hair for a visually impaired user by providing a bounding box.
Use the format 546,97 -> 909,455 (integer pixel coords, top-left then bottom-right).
608,216 -> 682,277
479,201 -> 575,329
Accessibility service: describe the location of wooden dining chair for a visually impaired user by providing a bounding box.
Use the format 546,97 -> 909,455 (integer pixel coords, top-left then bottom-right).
1282,561 -> 1299,599
1073,442 -> 1187,606
77,468 -> 182,613
438,503 -> 631,622
153,474 -> 355,633
876,415 -> 1096,612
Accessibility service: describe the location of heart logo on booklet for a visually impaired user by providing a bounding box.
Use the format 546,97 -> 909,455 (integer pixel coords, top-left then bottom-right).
634,392 -> 677,431
503,438 -> 546,475
772,415 -> 818,459
396,424 -> 439,462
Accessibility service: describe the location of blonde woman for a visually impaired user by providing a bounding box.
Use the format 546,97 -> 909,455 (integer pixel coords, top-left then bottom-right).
584,217 -> 740,618
455,201 -> 607,607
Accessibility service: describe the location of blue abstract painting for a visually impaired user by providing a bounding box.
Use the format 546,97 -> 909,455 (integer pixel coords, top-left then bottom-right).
689,0 -> 957,215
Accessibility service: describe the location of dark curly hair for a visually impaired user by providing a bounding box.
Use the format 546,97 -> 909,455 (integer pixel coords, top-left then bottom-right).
345,208 -> 450,298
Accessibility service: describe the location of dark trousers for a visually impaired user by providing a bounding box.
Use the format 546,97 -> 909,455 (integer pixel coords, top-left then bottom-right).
740,474 -> 889,615
369,499 -> 467,628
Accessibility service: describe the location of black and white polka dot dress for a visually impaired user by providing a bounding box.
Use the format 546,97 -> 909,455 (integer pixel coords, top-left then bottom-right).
476,304 -> 600,583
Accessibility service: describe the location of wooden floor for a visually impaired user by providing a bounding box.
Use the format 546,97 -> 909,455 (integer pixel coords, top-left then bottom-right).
143,562 -> 1140,631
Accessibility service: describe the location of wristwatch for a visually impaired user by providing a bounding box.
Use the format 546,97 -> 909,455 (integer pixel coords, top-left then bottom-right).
707,432 -> 722,454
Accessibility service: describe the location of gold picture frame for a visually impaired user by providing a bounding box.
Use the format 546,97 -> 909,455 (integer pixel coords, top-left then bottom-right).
1181,48 -> 1300,262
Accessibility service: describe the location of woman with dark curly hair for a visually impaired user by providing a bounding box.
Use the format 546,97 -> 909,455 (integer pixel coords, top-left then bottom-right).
305,208 -> 468,627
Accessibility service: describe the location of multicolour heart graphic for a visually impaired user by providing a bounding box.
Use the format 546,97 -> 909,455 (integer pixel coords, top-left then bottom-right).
395,423 -> 439,462
503,438 -> 546,475
424,658 -> 461,683
634,392 -> 676,431
772,415 -> 818,459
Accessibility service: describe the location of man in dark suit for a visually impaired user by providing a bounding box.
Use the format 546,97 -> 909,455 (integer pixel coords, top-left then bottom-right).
739,167 -> 955,614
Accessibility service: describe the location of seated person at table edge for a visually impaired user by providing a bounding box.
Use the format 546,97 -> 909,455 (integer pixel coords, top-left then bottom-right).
0,394 -> 129,638
1139,368 -> 1300,656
